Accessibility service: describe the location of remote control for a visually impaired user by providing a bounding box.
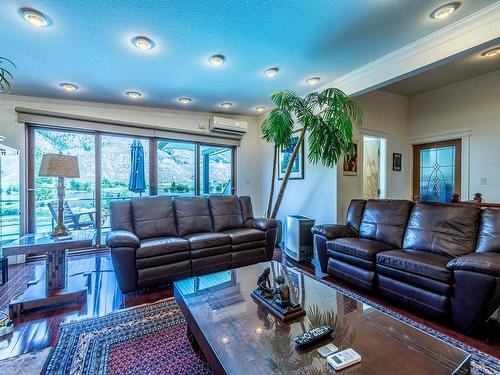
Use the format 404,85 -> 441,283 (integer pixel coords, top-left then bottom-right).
317,343 -> 339,358
294,325 -> 334,347
327,348 -> 361,370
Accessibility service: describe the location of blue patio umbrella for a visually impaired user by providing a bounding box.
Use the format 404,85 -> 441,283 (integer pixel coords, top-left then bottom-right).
128,140 -> 146,195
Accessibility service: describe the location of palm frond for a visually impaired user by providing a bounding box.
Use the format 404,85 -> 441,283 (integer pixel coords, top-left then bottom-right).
0,57 -> 16,94
262,107 -> 294,149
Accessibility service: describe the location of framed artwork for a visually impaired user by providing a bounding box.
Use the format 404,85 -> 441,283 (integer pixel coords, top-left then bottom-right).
342,142 -> 358,176
393,153 -> 402,171
278,132 -> 304,180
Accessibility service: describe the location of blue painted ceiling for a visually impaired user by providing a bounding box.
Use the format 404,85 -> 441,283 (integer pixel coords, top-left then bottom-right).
0,0 -> 497,115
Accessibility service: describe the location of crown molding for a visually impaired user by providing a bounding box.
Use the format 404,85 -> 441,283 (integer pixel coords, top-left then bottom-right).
318,2 -> 500,96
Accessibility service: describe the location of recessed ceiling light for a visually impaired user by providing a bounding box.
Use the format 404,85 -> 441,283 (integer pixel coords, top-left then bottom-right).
209,54 -> 226,66
221,102 -> 232,109
481,47 -> 500,58
20,8 -> 49,27
306,77 -> 321,86
256,106 -> 266,112
430,2 -> 460,19
178,97 -> 192,104
126,91 -> 142,98
59,83 -> 78,92
132,36 -> 154,50
265,67 -> 279,77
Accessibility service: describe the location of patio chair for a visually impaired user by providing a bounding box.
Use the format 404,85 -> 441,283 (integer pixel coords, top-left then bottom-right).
47,201 -> 96,230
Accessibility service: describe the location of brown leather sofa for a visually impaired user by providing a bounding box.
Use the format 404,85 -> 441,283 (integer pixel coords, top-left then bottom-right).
312,199 -> 500,333
106,195 -> 277,293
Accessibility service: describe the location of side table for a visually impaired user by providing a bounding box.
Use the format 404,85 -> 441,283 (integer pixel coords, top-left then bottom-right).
2,230 -> 95,318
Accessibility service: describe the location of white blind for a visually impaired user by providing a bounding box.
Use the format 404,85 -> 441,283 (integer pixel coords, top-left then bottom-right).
16,107 -> 242,146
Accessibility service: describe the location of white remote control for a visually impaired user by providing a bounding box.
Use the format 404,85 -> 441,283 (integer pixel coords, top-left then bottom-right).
327,348 -> 361,370
317,343 -> 339,358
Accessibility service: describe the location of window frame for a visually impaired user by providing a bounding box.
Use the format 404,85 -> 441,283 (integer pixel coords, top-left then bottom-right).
26,124 -> 237,240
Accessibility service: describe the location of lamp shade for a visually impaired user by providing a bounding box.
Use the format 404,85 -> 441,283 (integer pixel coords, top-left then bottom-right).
38,153 -> 80,178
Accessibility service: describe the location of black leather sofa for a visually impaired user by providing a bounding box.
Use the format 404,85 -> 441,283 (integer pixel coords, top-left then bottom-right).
312,199 -> 500,333
106,195 -> 277,293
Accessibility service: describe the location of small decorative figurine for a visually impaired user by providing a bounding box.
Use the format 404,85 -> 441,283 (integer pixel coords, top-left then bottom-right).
257,267 -> 274,298
251,268 -> 305,322
273,275 -> 291,308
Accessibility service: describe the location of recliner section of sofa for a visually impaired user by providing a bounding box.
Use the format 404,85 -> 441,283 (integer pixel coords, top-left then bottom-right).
313,199 -> 500,333
106,195 -> 277,293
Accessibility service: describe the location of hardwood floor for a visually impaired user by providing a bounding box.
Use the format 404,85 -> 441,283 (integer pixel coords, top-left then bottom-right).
0,249 -> 499,362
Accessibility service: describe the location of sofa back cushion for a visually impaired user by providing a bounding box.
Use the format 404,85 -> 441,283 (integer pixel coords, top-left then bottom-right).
110,200 -> 134,232
476,208 -> 500,253
174,197 -> 213,237
239,196 -> 254,223
359,199 -> 413,248
346,199 -> 366,232
131,196 -> 177,239
208,195 -> 244,232
403,202 -> 480,257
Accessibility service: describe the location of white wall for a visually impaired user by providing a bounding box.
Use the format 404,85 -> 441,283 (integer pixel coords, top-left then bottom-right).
0,94 -> 266,217
407,70 -> 500,202
336,91 -> 411,222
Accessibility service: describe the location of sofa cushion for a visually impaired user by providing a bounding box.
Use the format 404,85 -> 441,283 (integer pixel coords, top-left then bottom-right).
359,199 -> 413,248
209,195 -> 244,232
239,196 -> 254,224
183,232 -> 231,250
403,202 -> 480,258
110,200 -> 134,232
221,228 -> 265,245
131,196 -> 177,239
137,237 -> 189,259
327,237 -> 394,261
476,208 -> 500,253
174,197 -> 213,237
376,249 -> 452,283
346,199 -> 366,232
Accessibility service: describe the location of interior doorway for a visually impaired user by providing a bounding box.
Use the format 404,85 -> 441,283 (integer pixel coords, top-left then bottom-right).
413,139 -> 461,202
363,135 -> 387,200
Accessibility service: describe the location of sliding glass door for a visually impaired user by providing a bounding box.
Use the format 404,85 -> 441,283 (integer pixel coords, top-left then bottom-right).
27,125 -> 236,237
200,145 -> 233,195
101,135 -> 150,229
32,128 -> 96,233
157,140 -> 196,196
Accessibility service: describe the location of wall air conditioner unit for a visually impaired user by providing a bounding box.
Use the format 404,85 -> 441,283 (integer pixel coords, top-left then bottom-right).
209,116 -> 248,135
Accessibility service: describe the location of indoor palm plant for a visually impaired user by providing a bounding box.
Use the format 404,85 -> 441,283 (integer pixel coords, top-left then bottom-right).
0,56 -> 16,94
262,88 -> 362,221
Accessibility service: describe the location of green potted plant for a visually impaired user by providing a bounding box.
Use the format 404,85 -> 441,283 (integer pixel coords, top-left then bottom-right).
261,88 -> 362,242
0,56 -> 16,94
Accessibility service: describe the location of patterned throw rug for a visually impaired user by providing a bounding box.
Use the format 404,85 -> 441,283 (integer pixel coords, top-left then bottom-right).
43,270 -> 499,375
43,299 -> 211,375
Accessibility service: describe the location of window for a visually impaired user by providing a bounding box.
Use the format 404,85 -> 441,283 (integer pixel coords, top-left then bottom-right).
32,128 -> 95,233
157,140 -> 195,196
27,125 -> 237,236
413,139 -> 461,202
200,145 -> 233,195
101,135 -> 150,229
0,146 -> 20,245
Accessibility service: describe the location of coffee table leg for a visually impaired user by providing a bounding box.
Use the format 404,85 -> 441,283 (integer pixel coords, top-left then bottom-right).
46,248 -> 68,291
187,326 -> 201,352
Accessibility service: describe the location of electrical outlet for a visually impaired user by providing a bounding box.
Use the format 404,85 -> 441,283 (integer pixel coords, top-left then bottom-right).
480,177 -> 488,186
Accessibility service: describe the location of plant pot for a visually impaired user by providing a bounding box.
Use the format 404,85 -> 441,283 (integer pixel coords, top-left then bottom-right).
275,219 -> 283,246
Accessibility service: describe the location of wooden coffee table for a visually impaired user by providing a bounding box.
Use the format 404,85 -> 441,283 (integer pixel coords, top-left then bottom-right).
174,261 -> 470,375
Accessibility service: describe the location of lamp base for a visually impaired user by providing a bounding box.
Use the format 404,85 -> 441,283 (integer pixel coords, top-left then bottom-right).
50,225 -> 70,238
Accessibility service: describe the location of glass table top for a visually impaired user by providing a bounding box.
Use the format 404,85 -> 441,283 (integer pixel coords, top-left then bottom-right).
174,261 -> 469,375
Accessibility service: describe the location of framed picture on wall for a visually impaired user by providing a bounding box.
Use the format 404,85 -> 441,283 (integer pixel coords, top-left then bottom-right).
342,142 -> 358,176
393,153 -> 402,171
278,131 -> 304,180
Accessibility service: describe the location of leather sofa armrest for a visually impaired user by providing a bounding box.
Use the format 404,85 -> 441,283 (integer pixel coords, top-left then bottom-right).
311,224 -> 357,240
447,252 -> 500,277
106,230 -> 140,249
254,218 -> 278,231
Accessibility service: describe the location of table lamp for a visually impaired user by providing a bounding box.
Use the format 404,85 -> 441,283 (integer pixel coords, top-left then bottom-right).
38,152 -> 80,237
